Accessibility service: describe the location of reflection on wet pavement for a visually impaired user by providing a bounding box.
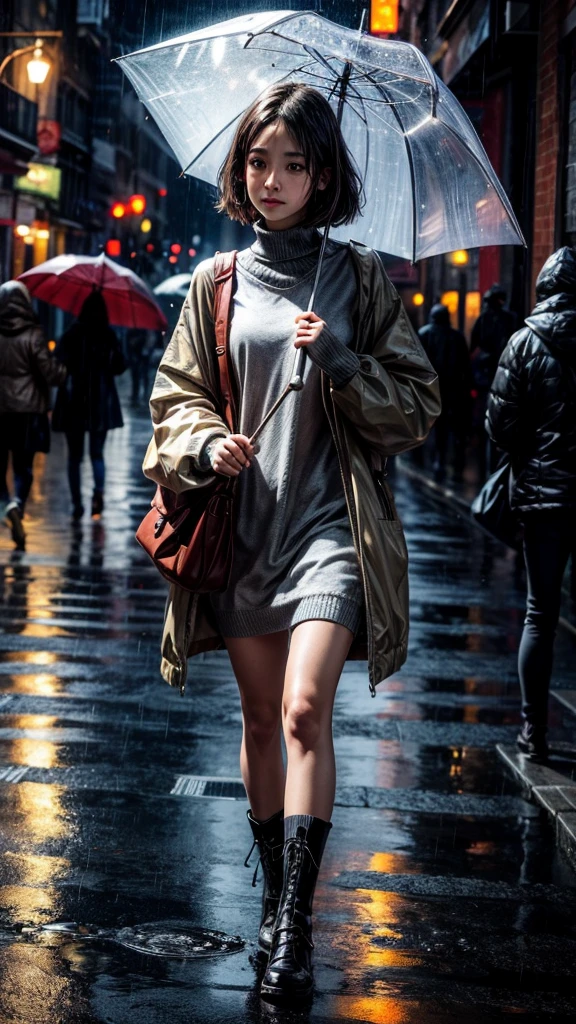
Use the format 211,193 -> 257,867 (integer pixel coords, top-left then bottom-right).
0,401 -> 576,1022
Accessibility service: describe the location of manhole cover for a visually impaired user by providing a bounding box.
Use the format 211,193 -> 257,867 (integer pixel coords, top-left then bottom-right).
115,923 -> 244,959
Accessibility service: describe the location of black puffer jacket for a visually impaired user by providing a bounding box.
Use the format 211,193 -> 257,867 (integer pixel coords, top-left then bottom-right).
0,280 -> 66,414
486,247 -> 576,511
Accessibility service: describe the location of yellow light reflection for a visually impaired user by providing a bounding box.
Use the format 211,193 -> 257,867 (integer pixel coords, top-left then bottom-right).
333,994 -> 413,1024
13,715 -> 57,731
14,651 -> 59,666
2,674 -> 63,697
8,738 -> 60,769
369,852 -> 418,876
0,945 -> 73,1022
3,851 -> 70,887
11,782 -> 70,843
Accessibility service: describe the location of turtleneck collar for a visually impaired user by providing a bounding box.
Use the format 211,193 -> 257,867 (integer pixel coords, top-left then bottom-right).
250,219 -> 322,263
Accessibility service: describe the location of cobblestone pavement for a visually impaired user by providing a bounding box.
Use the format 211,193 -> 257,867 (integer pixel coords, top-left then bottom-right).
0,396 -> 575,1023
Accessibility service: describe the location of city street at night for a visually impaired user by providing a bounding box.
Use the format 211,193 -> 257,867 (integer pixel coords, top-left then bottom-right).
0,399 -> 575,1023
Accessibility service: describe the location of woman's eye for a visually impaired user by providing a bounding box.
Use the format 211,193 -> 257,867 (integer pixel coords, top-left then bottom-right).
249,159 -> 265,169
288,163 -> 305,172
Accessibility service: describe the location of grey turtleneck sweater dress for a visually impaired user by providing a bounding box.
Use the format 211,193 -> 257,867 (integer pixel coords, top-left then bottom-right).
200,221 -> 364,638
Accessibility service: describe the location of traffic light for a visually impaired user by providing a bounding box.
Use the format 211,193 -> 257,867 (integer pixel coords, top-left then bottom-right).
369,1 -> 399,35
129,194 -> 146,215
110,202 -> 126,219
170,243 -> 182,255
105,239 -> 122,257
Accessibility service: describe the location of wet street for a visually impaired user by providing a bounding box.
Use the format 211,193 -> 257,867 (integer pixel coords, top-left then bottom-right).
1,397 -> 576,1024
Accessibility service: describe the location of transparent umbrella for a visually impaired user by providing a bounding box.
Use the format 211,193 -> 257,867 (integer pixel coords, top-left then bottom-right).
114,9 -> 524,262
115,9 -> 524,434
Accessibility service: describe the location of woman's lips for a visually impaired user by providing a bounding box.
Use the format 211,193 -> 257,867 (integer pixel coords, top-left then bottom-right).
261,198 -> 284,206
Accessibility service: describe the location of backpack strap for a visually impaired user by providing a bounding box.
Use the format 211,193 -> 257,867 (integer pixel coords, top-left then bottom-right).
213,250 -> 238,433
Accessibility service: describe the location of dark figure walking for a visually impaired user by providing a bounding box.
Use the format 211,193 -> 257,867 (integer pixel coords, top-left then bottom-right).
471,284 -> 517,479
418,303 -> 473,481
486,248 -> 576,761
0,281 -> 66,548
53,291 -> 126,520
126,327 -> 154,405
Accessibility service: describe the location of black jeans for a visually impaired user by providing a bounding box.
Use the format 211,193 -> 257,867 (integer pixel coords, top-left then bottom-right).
65,429 -> 107,507
0,444 -> 34,510
519,510 -> 574,730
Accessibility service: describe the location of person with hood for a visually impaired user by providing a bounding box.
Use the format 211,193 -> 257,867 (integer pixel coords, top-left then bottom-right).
418,303 -> 473,481
486,247 -> 576,762
0,280 -> 66,548
52,290 -> 126,519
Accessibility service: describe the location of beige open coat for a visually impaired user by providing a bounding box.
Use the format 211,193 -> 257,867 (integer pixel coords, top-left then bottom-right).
143,241 -> 441,696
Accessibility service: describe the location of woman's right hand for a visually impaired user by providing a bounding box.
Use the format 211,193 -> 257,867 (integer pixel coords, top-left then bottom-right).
209,434 -> 255,477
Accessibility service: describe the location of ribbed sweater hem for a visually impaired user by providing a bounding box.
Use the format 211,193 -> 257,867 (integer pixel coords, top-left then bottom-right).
214,593 -> 363,639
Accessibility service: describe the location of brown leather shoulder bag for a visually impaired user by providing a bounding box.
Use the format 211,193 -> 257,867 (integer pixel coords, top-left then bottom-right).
135,250 -> 237,592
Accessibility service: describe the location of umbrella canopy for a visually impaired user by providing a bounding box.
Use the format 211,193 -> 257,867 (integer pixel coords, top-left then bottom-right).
115,10 -> 524,262
19,253 -> 167,331
153,273 -> 193,300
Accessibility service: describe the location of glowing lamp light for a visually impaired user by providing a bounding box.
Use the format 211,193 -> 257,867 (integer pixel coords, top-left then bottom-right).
412,292 -> 425,307
140,217 -> 152,233
105,239 -> 122,257
37,228 -> 50,240
188,248 -> 197,258
48,340 -> 56,352
15,224 -> 31,237
369,0 -> 399,35
168,255 -> 178,264
111,202 -> 126,219
23,234 -> 35,245
129,194 -> 146,215
450,249 -> 469,266
157,187 -> 168,197
130,251 -> 137,259
145,243 -> 155,253
170,243 -> 182,255
27,41 -> 51,85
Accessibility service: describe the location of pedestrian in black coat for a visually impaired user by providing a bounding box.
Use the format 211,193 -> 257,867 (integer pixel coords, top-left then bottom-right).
52,290 -> 126,520
471,284 -> 517,478
418,304 -> 473,481
0,280 -> 66,547
486,247 -> 576,761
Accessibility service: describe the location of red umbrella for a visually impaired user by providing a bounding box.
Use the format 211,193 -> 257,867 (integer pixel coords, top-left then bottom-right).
18,253 -> 167,330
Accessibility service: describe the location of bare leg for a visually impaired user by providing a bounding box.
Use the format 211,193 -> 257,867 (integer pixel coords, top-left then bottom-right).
225,631 -> 289,821
282,620 -> 354,820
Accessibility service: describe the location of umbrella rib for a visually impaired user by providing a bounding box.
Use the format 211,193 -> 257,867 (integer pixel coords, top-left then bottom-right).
181,109 -> 244,175
360,68 -> 419,262
441,120 -> 525,242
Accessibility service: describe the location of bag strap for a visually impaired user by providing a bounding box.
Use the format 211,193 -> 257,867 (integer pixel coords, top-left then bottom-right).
213,250 -> 238,433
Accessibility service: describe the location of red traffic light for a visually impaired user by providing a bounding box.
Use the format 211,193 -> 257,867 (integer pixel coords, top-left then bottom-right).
145,242 -> 155,253
129,193 -> 146,215
369,0 -> 399,34
157,187 -> 168,197
110,202 -> 126,219
170,243 -> 182,255
105,239 -> 122,257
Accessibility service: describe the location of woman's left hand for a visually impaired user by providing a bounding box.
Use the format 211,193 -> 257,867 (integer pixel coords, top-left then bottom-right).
294,311 -> 326,349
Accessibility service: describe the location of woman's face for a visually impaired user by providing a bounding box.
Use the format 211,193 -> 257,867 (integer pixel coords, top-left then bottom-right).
245,120 -> 329,231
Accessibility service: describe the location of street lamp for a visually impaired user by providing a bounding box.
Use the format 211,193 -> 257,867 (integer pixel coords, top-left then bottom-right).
0,31 -> 62,85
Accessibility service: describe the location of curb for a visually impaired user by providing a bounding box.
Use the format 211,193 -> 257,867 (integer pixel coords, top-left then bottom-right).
497,744 -> 576,870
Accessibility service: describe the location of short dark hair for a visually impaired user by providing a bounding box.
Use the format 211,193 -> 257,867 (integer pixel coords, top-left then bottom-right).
217,83 -> 364,227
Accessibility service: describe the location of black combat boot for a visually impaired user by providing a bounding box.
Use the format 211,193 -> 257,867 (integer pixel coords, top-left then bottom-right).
260,815 -> 331,1003
246,808 -> 284,955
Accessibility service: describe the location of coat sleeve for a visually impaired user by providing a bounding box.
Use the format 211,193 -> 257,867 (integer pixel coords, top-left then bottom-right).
143,259 -> 230,495
331,253 -> 441,456
485,335 -> 525,452
31,328 -> 67,387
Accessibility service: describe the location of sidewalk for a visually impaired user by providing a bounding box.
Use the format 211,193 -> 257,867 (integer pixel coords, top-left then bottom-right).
397,454 -> 576,877
0,401 -> 576,1022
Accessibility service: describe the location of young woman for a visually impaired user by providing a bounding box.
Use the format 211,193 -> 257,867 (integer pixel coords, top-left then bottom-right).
144,83 -> 440,1002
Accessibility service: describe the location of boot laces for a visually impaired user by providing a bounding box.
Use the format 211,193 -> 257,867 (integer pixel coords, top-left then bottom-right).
244,837 -> 283,888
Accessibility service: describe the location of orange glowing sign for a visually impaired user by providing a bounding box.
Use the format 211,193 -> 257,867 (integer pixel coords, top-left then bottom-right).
369,0 -> 399,35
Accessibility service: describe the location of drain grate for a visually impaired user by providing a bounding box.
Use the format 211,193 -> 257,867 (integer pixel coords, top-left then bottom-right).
171,775 -> 246,799
0,765 -> 29,783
